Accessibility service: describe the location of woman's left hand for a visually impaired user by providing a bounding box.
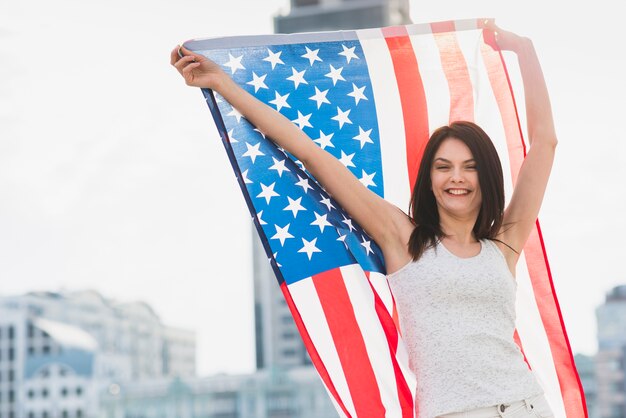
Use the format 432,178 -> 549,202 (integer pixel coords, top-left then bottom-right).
484,19 -> 530,53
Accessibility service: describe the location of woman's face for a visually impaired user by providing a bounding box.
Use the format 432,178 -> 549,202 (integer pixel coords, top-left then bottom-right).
430,137 -> 482,220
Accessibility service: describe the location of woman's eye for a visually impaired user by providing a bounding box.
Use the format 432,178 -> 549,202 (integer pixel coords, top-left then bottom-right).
435,165 -> 449,170
466,166 -> 477,170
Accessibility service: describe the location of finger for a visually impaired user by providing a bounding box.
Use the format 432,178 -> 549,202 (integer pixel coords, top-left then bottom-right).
173,55 -> 197,72
179,46 -> 205,62
182,62 -> 202,83
170,46 -> 182,66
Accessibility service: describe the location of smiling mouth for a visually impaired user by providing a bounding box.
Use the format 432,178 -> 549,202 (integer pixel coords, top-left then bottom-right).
445,189 -> 470,195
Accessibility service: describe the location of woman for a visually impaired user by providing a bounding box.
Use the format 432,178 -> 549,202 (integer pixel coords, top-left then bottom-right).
171,21 -> 557,418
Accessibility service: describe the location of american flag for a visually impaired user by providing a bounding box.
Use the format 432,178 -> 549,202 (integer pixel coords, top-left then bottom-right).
184,18 -> 586,418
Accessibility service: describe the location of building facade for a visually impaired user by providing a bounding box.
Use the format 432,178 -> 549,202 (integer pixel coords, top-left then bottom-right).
0,291 -> 195,418
595,285 -> 626,418
253,0 -> 412,373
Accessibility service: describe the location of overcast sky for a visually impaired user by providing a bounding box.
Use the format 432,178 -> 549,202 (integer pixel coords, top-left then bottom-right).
1,0 -> 625,376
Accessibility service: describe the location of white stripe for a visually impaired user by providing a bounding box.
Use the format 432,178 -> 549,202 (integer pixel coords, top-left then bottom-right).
472,36 -> 566,417
288,278 -> 357,417
409,27 -> 451,136
340,265 -> 402,417
515,255 -> 567,417
357,28 -> 411,209
368,271 -> 394,315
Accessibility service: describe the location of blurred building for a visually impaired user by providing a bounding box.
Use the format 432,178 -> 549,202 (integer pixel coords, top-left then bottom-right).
0,290 -> 195,418
253,0 -> 412,373
99,367 -> 336,418
575,353 -> 599,418
595,285 -> 626,418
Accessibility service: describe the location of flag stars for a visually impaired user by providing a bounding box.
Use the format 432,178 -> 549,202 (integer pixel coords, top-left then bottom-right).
338,150 -> 356,168
320,196 -> 335,211
246,72 -> 268,93
257,182 -> 279,204
269,157 -> 289,177
227,129 -> 238,143
359,170 -> 377,188
313,130 -> 334,149
286,67 -> 308,89
241,169 -> 253,184
242,142 -> 265,163
256,210 -> 267,225
263,49 -> 284,69
284,196 -> 307,218
227,107 -> 244,123
301,46 -> 323,66
360,236 -> 374,256
269,91 -> 291,112
224,53 -> 245,74
273,252 -> 282,268
353,127 -> 374,148
298,237 -> 322,260
271,224 -> 294,246
331,107 -> 352,128
311,212 -> 333,233
309,87 -> 331,109
339,44 -> 359,63
347,83 -> 368,105
325,65 -> 346,85
295,175 -> 314,194
292,111 -> 313,130
342,214 -> 356,232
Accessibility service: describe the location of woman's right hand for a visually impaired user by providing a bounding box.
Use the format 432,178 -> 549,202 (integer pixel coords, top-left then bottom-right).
170,46 -> 227,90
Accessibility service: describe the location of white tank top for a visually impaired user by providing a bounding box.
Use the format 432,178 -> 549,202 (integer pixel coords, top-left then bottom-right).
387,239 -> 543,417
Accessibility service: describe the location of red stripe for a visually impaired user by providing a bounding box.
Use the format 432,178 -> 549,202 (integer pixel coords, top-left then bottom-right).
480,33 -> 587,417
382,26 -> 430,192
431,21 -> 475,123
279,282 -> 352,417
364,272 -> 414,417
513,329 -> 532,369
313,269 -> 386,417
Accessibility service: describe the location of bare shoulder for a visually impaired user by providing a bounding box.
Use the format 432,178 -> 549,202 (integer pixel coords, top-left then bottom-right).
492,237 -> 519,277
380,205 -> 414,275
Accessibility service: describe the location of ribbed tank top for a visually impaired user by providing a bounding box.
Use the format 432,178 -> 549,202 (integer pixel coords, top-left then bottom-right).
387,239 -> 543,418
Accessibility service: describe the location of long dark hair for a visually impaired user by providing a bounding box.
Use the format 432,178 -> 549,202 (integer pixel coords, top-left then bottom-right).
407,121 -> 505,260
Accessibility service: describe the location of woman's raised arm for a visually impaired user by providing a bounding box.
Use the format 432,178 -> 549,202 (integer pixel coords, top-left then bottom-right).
486,23 -> 558,262
170,47 -> 412,259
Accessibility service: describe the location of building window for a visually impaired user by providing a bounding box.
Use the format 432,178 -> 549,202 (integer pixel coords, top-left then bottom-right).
43,412 -> 49,418
76,387 -> 83,396
29,413 -> 35,418
61,387 -> 68,397
28,389 -> 35,399
42,345 -> 51,355
9,390 -> 14,402
42,388 -> 48,398
8,348 -> 14,361
76,409 -> 83,418
62,411 -> 68,418
8,326 -> 14,339
8,369 -> 14,382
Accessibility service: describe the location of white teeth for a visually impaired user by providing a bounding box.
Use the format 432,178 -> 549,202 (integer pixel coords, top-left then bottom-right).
447,189 -> 469,195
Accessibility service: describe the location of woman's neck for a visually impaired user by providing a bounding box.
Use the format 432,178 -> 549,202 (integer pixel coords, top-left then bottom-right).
439,213 -> 478,244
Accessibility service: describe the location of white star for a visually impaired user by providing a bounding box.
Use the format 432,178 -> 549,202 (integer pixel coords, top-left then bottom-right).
269,91 -> 291,112
271,224 -> 294,246
269,157 -> 289,177
311,212 -> 333,233
273,252 -> 282,268
331,107 -> 352,129
291,111 -> 313,130
241,169 -> 253,184
295,175 -> 313,194
301,46 -> 323,66
286,67 -> 308,89
253,128 -> 266,139
257,182 -> 279,204
224,53 -> 245,74
353,126 -> 374,149
342,214 -> 356,232
256,210 -> 267,225
339,44 -> 359,64
246,72 -> 268,93
242,142 -> 265,163
298,237 -> 321,260
347,83 -> 368,105
338,150 -> 356,168
309,87 -> 330,109
227,107 -> 244,123
337,233 -> 348,248
283,196 -> 307,218
214,93 -> 223,103
320,196 -> 335,211
360,236 -> 373,255
359,170 -> 377,188
313,130 -> 334,149
325,64 -> 345,85
263,49 -> 284,69
227,129 -> 238,143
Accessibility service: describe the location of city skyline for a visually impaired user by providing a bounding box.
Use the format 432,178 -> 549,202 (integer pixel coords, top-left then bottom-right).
2,0 -> 625,377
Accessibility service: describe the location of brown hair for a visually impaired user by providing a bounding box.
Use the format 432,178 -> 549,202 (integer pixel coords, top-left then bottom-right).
407,121 -> 505,260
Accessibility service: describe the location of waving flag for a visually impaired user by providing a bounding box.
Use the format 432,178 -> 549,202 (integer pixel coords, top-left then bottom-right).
183,18 -> 586,417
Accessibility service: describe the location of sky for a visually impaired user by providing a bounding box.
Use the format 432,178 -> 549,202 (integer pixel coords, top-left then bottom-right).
1,0 -> 625,376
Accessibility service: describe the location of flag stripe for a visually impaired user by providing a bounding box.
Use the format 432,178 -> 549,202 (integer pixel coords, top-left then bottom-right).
288,278 -> 358,417
382,26 -> 430,193
356,29 -> 411,209
313,268 -> 386,417
431,21 -> 475,122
